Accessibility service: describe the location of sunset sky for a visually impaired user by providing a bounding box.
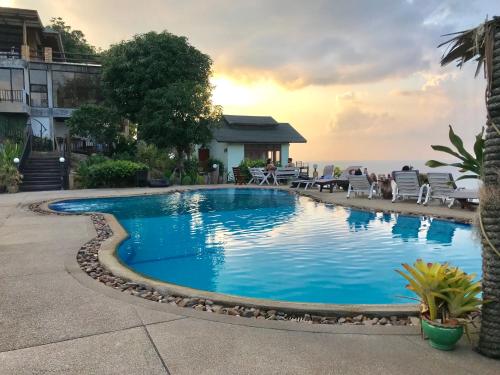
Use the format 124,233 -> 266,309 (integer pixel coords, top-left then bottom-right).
4,0 -> 496,161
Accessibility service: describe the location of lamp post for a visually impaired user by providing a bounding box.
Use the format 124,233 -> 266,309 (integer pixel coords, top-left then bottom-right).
59,156 -> 65,190
211,163 -> 219,184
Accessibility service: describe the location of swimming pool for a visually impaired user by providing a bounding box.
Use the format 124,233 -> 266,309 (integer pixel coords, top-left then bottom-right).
50,188 -> 481,304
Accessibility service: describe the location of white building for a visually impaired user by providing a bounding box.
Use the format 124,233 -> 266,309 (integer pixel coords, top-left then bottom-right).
208,115 -> 306,179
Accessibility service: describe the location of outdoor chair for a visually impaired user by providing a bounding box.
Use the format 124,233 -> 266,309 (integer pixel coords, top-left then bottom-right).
392,170 -> 426,203
292,176 -> 317,190
423,172 -> 479,208
232,167 -> 246,185
423,173 -> 457,206
274,167 -> 299,185
346,175 -> 378,199
314,165 -> 336,192
248,167 -> 270,185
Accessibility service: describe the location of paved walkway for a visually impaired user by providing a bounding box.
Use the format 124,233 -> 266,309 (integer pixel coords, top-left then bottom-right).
0,187 -> 497,374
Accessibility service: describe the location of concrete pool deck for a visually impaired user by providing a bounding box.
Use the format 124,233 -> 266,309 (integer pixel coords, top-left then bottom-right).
0,186 -> 497,374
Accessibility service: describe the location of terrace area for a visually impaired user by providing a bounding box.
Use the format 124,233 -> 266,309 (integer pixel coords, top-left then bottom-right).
0,186 -> 497,374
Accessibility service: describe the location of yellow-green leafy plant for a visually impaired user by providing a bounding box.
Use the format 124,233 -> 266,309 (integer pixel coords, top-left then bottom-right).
396,260 -> 483,324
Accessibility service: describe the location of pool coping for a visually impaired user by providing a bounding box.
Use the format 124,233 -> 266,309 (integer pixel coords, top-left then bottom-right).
36,186 -> 421,317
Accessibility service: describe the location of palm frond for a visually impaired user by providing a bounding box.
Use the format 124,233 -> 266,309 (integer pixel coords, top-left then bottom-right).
439,17 -> 500,87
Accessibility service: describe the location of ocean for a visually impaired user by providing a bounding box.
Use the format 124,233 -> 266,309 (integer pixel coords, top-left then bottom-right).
299,160 -> 480,189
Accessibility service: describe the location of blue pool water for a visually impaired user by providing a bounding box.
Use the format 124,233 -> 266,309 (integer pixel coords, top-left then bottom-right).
50,189 -> 482,304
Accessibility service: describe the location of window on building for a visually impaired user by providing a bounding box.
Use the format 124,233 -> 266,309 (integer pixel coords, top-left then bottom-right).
244,144 -> 281,164
0,68 -> 24,102
52,70 -> 101,108
29,69 -> 48,107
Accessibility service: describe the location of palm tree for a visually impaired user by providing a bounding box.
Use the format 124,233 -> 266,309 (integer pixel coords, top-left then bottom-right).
439,17 -> 500,358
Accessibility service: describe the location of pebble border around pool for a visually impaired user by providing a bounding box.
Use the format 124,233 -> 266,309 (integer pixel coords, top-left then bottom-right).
29,196 -> 420,327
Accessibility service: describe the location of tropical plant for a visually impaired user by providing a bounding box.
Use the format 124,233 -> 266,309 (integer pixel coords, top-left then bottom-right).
0,140 -> 21,166
425,125 -> 484,180
239,159 -> 266,181
439,17 -> 500,358
0,164 -> 22,190
334,166 -> 342,178
396,260 -> 483,323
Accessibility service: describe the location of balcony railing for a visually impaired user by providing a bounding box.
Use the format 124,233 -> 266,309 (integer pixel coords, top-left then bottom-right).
30,48 -> 101,65
0,47 -> 21,59
0,89 -> 24,102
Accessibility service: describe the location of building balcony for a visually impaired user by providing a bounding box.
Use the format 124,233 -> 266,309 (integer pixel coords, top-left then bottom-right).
0,89 -> 30,113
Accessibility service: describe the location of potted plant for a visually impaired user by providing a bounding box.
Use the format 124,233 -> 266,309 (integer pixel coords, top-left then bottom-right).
0,164 -> 23,193
396,260 -> 483,351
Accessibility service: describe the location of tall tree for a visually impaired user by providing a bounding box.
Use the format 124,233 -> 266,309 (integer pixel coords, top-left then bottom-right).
102,31 -> 221,166
48,17 -> 96,56
66,104 -> 122,153
440,17 -> 500,358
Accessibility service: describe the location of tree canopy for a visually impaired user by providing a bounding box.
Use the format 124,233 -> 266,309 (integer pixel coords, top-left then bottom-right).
101,31 -> 221,161
66,104 -> 122,150
48,17 -> 97,56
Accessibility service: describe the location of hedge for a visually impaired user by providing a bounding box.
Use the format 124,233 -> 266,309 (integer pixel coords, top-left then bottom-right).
85,160 -> 148,188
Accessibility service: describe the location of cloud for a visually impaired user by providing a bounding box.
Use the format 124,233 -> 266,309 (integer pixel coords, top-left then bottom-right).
331,107 -> 394,137
26,0 -> 496,89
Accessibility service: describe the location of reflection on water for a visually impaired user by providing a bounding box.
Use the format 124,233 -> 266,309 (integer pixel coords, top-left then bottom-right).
50,189 -> 481,304
426,219 -> 456,245
392,215 -> 422,242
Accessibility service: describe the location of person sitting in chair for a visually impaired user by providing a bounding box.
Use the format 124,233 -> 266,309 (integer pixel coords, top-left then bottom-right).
266,158 -> 277,172
285,158 -> 295,167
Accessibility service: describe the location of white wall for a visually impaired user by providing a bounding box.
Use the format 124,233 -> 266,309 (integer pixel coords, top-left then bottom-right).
281,143 -> 290,165
227,143 -> 244,177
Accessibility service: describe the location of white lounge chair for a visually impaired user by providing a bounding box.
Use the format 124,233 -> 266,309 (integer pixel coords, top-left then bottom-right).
293,176 -> 317,190
346,175 -> 378,199
447,189 -> 479,208
423,173 -> 457,206
392,171 -> 425,203
423,173 -> 479,208
248,168 -> 270,185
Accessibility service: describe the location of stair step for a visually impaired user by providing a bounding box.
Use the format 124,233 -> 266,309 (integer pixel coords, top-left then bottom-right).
20,184 -> 61,192
23,178 -> 61,183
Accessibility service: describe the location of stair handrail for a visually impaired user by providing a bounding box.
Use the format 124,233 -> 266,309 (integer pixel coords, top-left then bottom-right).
18,125 -> 32,171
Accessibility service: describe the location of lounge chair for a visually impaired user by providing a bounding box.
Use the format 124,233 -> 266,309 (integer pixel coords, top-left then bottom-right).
346,175 -> 378,199
392,170 -> 426,203
292,176 -> 317,190
335,166 -> 363,191
423,173 -> 479,208
314,165 -> 336,192
447,189 -> 479,209
248,167 -> 270,185
423,173 -> 456,206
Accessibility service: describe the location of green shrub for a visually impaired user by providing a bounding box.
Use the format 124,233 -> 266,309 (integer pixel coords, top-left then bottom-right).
196,175 -> 205,185
84,160 -> 148,188
136,141 -> 175,178
238,159 -> 266,181
183,157 -> 200,177
181,175 -> 192,185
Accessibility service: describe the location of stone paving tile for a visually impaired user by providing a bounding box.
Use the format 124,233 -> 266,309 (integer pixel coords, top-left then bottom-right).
134,305 -> 186,325
0,271 -> 144,352
147,318 -> 493,375
0,327 -> 167,375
